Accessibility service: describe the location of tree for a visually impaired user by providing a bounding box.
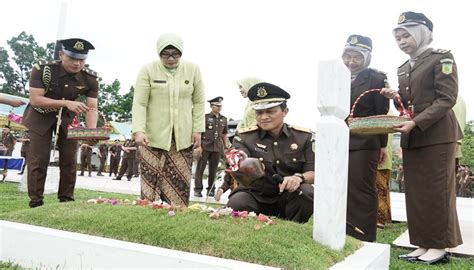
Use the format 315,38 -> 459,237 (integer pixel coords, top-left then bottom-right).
98,79 -> 123,121
0,32 -> 54,97
118,86 -> 134,122
97,81 -> 134,123
460,120 -> 474,168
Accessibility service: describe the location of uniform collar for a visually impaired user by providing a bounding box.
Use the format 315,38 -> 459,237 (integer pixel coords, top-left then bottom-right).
351,68 -> 370,88
409,48 -> 432,72
258,123 -> 291,139
59,64 -> 81,80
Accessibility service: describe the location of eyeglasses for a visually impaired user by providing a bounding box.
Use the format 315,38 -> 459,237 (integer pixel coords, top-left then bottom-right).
160,51 -> 182,59
342,54 -> 364,63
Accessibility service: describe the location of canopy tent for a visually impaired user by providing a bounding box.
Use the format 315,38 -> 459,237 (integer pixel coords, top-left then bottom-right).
109,121 -> 132,141
0,93 -> 28,131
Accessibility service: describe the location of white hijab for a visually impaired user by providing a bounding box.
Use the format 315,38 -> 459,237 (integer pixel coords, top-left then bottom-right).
342,46 -> 372,80
393,24 -> 433,66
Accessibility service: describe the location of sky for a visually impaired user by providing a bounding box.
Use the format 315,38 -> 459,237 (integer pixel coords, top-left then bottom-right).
1,0 -> 472,128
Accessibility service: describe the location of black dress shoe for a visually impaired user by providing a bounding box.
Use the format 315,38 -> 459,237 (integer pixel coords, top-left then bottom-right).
398,254 -> 419,261
194,191 -> 203,197
208,191 -> 215,197
78,173 -> 84,176
410,253 -> 450,265
29,200 -> 44,208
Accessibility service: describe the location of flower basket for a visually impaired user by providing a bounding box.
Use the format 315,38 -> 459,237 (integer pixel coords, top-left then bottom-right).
67,111 -> 111,140
348,89 -> 412,135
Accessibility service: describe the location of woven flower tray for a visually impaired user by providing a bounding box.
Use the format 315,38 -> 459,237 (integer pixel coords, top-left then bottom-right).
348,89 -> 412,135
67,111 -> 111,140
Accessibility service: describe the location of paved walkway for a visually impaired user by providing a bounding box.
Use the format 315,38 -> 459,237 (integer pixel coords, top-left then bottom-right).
3,167 -> 229,205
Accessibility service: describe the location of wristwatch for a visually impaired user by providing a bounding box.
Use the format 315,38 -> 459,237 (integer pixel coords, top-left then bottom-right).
294,173 -> 305,184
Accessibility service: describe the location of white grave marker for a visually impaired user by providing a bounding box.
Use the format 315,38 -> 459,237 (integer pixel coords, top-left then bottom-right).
313,60 -> 350,250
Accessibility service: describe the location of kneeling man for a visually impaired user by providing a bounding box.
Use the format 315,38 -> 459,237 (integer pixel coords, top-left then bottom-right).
227,82 -> 314,223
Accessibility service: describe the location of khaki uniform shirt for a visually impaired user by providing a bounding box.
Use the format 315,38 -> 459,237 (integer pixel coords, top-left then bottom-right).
397,49 -> 462,148
122,139 -> 137,159
201,112 -> 228,152
80,144 -> 92,155
20,132 -> 30,152
232,124 -> 314,201
23,61 -> 99,135
98,143 -> 108,158
109,144 -> 122,159
1,132 -> 16,151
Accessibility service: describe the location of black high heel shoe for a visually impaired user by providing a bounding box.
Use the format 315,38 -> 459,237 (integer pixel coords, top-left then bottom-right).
410,252 -> 450,265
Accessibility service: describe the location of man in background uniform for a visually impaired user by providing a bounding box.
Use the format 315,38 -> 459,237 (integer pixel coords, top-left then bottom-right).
79,143 -> 93,177
194,96 -> 228,197
97,141 -> 108,176
1,125 -> 17,181
1,125 -> 16,156
22,38 -> 99,208
18,130 -> 31,175
109,139 -> 122,177
114,137 -> 137,181
227,82 -> 315,223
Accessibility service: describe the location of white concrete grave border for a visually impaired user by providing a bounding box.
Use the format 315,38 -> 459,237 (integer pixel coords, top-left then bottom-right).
0,221 -> 389,269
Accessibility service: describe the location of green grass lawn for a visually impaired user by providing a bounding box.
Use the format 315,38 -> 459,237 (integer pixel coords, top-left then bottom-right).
0,182 -> 360,270
1,182 -> 473,270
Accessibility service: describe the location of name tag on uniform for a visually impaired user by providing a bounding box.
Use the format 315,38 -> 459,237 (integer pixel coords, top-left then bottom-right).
153,80 -> 167,83
254,143 -> 267,153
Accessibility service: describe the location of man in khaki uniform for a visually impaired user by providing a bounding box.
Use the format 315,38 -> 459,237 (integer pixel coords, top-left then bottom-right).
114,138 -> 137,181
227,82 -> 315,223
194,96 -> 228,197
79,143 -> 93,177
109,139 -> 122,177
1,125 -> 16,156
1,125 -> 17,180
97,142 -> 108,176
22,38 -> 99,208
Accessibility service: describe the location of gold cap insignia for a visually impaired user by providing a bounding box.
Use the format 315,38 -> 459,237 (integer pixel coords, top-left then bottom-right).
349,36 -> 358,45
290,143 -> 298,150
73,41 -> 85,51
398,14 -> 406,24
256,87 -> 267,98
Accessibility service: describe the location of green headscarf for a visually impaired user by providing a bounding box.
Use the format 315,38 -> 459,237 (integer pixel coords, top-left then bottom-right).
236,77 -> 263,94
156,33 -> 184,55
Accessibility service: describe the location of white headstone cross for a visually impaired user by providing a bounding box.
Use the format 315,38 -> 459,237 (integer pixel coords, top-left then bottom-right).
313,60 -> 350,250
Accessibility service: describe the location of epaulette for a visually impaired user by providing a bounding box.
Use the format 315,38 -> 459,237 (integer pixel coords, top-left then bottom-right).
289,125 -> 312,133
432,48 -> 450,54
33,59 -> 59,70
237,125 -> 259,134
82,66 -> 99,78
398,59 -> 409,68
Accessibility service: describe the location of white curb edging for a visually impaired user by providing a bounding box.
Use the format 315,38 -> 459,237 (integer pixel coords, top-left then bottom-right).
0,221 -> 278,270
330,242 -> 390,269
1,220 -> 389,269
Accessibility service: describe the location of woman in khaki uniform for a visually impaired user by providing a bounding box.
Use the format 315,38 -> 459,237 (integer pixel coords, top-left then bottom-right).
343,34 -> 390,242
381,11 -> 462,264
